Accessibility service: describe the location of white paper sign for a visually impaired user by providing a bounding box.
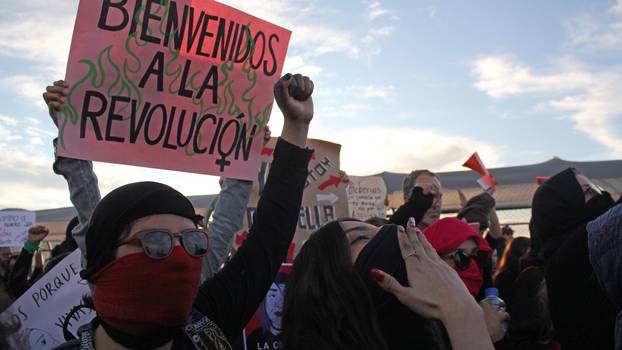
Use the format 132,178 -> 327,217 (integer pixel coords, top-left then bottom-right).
347,176 -> 388,220
0,249 -> 94,350
0,210 -> 36,247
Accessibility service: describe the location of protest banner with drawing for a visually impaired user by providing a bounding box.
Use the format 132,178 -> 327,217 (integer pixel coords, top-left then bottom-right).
234,264 -> 291,350
57,0 -> 291,180
347,176 -> 388,221
0,250 -> 94,350
0,210 -> 36,247
234,138 -> 348,259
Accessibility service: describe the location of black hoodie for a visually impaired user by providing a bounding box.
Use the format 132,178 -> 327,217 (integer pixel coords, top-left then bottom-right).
531,168 -> 616,350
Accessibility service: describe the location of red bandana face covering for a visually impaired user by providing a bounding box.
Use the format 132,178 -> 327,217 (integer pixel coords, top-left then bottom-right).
456,260 -> 484,297
90,246 -> 201,333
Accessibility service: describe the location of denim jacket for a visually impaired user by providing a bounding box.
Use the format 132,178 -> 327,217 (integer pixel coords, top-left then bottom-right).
52,140 -> 252,282
587,203 -> 622,350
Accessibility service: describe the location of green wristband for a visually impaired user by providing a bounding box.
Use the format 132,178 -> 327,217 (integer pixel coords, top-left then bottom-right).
23,240 -> 40,254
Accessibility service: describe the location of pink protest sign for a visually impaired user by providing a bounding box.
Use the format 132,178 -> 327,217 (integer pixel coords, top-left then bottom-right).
58,0 -> 291,180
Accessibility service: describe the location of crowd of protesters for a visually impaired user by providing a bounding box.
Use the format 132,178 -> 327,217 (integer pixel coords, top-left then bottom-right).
0,72 -> 619,350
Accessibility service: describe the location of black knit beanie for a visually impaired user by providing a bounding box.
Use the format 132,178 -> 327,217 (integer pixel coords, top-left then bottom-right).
80,181 -> 202,280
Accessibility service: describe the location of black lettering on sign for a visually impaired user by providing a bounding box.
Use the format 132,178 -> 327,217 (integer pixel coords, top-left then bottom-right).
80,90 -> 107,140
196,14 -> 219,58
265,34 -> 279,76
105,96 -> 129,142
141,0 -> 163,44
139,51 -> 165,92
98,0 -> 130,32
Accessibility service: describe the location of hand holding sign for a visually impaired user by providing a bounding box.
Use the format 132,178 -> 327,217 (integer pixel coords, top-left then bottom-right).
43,80 -> 69,127
274,73 -> 314,148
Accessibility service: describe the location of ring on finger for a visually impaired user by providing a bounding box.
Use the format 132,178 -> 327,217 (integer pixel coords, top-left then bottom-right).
403,251 -> 418,260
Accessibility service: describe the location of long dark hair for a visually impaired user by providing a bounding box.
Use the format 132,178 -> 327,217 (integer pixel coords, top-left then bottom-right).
494,237 -> 531,281
281,221 -> 389,350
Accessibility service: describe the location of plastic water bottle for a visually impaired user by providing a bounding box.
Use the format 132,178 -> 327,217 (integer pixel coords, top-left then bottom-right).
482,288 -> 508,334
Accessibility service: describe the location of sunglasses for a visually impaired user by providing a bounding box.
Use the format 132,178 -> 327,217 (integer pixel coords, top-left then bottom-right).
117,228 -> 209,259
444,249 -> 486,271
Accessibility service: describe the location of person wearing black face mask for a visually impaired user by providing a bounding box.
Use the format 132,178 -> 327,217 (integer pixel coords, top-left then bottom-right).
282,216 -> 501,350
531,168 -> 616,350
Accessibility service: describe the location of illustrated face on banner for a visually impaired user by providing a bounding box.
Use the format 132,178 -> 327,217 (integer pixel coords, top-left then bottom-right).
263,282 -> 285,334
238,265 -> 290,350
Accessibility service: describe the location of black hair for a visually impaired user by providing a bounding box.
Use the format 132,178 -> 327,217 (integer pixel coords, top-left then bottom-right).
281,221 -> 389,350
494,237 -> 531,281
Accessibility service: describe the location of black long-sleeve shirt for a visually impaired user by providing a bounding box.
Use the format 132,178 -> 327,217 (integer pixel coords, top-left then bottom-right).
195,138 -> 312,342
7,248 -> 36,299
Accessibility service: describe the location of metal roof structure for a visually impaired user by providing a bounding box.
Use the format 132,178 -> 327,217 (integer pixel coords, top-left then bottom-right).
378,157 -> 622,212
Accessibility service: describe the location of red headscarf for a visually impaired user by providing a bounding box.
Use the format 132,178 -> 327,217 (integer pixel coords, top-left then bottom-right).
423,218 -> 492,295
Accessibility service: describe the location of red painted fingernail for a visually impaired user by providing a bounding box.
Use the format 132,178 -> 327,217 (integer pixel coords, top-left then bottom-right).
370,269 -> 384,282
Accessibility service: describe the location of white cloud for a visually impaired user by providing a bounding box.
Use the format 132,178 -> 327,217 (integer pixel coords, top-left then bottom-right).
367,1 -> 391,21
309,126 -> 504,175
611,0 -> 622,15
566,1 -> 622,50
362,26 -> 395,45
472,56 -> 593,97
472,55 -> 622,156
283,55 -> 324,77
0,115 -> 17,126
0,12 -> 74,77
291,25 -> 360,58
0,75 -> 48,109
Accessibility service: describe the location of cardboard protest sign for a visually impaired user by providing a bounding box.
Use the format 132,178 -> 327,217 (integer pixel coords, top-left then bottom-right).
234,264 -> 291,350
347,176 -> 388,220
58,0 -> 291,180
462,152 -> 497,190
234,138 -> 349,259
0,250 -> 94,350
0,210 -> 35,247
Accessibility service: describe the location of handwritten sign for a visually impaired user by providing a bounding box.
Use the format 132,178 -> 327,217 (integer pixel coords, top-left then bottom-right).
58,0 -> 291,180
234,138 -> 348,259
0,211 -> 35,247
234,264 -> 291,350
0,250 -> 94,350
347,176 -> 387,220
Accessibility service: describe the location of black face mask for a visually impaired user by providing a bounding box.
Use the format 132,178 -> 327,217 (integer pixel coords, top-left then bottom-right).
584,191 -> 615,223
354,225 -> 404,293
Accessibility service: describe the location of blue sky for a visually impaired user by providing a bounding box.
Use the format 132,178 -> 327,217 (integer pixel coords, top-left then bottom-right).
1,0 -> 621,210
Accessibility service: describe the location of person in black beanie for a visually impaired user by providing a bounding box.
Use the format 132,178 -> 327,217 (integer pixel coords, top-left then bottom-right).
532,168 -> 616,350
457,192 -> 495,234
44,73 -> 315,350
